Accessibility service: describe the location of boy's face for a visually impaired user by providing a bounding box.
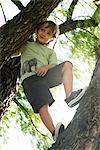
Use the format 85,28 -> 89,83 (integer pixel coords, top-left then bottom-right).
36,23 -> 54,44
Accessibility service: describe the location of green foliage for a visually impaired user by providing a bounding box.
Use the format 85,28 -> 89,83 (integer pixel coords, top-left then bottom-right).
63,27 -> 98,77
92,7 -> 100,24
71,27 -> 97,60
0,85 -> 53,149
50,0 -> 98,71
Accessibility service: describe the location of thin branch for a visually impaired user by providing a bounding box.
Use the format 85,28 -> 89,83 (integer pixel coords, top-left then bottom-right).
93,0 -> 100,7
59,18 -> 98,35
13,98 -> 52,140
82,28 -> 99,40
66,0 -> 78,21
79,0 -> 96,11
0,2 -> 7,23
51,12 -> 64,22
11,0 -> 24,10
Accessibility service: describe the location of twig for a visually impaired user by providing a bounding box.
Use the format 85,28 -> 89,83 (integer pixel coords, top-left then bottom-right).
13,98 -> 52,140
11,0 -> 24,10
0,2 -> 7,23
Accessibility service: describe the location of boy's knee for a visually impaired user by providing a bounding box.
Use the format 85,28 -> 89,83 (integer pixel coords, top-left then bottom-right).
64,61 -> 73,70
39,104 -> 49,114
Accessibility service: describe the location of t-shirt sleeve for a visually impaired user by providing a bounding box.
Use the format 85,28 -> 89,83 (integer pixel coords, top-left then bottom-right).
48,51 -> 58,65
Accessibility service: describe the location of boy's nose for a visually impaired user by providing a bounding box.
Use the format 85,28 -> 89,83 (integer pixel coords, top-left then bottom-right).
42,31 -> 46,35
42,33 -> 46,38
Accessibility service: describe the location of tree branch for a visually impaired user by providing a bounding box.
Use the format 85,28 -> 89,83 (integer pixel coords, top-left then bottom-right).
93,0 -> 100,7
0,2 -> 7,22
11,0 -> 24,10
60,5 -> 99,34
13,98 -> 47,137
59,18 -> 98,34
66,0 -> 78,21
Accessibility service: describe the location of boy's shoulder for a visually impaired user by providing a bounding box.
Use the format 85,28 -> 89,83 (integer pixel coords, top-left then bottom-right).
43,45 -> 54,54
47,46 -> 54,53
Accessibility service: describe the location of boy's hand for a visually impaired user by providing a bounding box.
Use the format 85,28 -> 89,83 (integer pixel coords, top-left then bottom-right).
35,66 -> 49,76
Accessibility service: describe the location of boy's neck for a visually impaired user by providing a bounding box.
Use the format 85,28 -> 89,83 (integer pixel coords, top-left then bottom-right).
35,40 -> 47,46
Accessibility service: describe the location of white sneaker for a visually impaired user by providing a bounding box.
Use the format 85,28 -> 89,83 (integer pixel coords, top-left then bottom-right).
65,87 -> 87,107
52,122 -> 65,141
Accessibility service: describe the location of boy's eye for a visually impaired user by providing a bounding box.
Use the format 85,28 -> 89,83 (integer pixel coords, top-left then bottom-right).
40,28 -> 44,31
47,32 -> 50,35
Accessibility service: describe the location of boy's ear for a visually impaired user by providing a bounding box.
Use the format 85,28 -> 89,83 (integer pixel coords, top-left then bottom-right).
49,37 -> 55,42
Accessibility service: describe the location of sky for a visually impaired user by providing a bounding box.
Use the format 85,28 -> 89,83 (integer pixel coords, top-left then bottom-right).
0,0 -> 96,149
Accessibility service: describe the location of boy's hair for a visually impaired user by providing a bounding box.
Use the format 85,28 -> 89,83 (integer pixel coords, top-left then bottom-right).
36,20 -> 59,38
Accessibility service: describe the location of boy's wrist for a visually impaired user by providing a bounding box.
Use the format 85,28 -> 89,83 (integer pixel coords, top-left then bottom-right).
45,64 -> 55,70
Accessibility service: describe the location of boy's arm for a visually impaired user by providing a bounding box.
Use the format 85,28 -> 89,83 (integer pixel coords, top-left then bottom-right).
36,50 -> 57,76
43,64 -> 56,69
35,64 -> 55,77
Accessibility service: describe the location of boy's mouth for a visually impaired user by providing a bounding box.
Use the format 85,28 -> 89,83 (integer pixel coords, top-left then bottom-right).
40,35 -> 45,40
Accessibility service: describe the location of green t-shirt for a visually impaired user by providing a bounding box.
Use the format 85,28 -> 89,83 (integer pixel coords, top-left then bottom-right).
20,41 -> 57,82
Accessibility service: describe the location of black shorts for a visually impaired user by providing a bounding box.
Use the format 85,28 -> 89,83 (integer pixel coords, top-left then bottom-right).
22,62 -> 68,113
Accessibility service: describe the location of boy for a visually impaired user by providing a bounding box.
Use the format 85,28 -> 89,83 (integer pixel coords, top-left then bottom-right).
12,21 -> 86,141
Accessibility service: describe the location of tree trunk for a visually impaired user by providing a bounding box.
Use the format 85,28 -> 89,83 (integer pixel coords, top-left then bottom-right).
0,57 -> 20,118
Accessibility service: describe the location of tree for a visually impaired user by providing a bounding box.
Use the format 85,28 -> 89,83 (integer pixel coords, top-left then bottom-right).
0,0 -> 100,149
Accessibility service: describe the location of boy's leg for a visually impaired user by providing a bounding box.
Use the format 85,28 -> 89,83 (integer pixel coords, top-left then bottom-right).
45,61 -> 73,98
62,62 -> 87,107
39,104 -> 65,141
45,61 -> 86,107
61,61 -> 73,98
39,104 -> 55,134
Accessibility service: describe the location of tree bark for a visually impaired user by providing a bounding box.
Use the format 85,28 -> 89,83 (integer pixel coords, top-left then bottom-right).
0,0 -> 100,149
